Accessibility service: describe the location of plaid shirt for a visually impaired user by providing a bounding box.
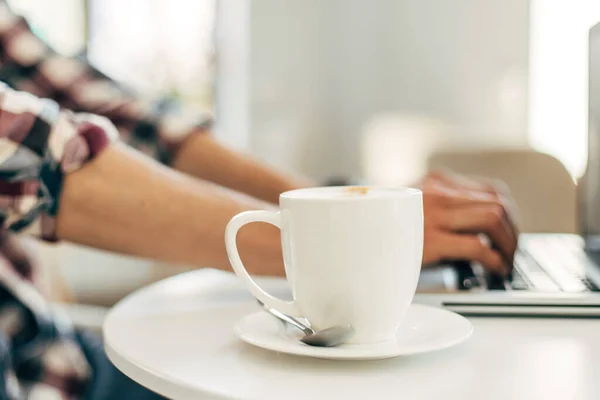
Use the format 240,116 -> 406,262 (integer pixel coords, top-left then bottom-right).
0,1 -> 212,398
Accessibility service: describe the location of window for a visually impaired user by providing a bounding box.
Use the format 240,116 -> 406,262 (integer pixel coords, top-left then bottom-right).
529,0 -> 600,177
88,0 -> 215,107
7,0 -> 216,108
6,0 -> 86,55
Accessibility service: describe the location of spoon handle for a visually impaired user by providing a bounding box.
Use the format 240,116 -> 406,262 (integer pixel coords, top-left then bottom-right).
260,303 -> 314,336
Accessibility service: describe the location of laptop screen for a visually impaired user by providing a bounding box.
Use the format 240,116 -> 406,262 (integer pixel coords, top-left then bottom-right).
583,22 -> 600,239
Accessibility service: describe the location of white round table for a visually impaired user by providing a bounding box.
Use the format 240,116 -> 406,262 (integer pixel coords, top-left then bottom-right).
104,269 -> 600,400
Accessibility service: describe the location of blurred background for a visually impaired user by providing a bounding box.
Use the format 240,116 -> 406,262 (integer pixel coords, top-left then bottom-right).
9,0 -> 600,322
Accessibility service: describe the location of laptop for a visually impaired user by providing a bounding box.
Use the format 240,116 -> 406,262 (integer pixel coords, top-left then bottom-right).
414,22 -> 600,316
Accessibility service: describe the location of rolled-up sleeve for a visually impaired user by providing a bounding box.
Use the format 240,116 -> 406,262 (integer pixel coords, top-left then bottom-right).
0,83 -> 115,239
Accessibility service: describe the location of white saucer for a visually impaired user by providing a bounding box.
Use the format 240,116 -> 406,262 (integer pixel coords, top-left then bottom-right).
234,303 -> 473,360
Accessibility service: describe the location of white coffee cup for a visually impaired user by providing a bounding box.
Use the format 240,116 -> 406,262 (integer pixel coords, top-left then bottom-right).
225,186 -> 423,344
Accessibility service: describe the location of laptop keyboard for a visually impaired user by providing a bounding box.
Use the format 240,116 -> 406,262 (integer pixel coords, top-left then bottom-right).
508,236 -> 599,292
459,235 -> 600,293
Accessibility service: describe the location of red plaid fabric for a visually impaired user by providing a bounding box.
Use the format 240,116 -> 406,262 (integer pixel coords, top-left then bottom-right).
0,81 -> 105,398
0,1 -> 213,398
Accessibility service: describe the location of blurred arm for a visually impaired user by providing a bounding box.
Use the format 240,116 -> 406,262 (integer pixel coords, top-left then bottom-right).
57,144 -> 284,276
172,132 -> 308,204
0,83 -> 283,276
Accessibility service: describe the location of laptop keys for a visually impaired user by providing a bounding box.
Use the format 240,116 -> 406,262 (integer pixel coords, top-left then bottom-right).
450,236 -> 599,293
509,268 -> 530,290
524,241 -> 588,292
486,274 -> 507,290
583,277 -> 600,292
513,252 -> 561,292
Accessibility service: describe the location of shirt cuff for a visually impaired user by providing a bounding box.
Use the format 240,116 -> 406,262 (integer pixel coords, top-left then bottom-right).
133,99 -> 213,166
41,114 -> 114,240
12,113 -> 115,241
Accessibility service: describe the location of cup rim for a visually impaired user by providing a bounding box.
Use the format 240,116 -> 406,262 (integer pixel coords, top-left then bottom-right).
280,186 -> 422,201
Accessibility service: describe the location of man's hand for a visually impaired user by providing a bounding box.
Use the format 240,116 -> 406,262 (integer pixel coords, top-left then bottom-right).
418,171 -> 519,276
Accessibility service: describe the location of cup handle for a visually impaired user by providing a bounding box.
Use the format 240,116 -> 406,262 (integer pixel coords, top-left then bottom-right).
225,210 -> 301,317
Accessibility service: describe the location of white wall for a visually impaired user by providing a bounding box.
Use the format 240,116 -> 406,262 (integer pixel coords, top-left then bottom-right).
529,0 -> 600,177
220,0 -> 530,181
215,0 -> 251,150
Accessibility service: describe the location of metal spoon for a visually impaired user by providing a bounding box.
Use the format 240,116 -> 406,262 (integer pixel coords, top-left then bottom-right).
259,302 -> 355,347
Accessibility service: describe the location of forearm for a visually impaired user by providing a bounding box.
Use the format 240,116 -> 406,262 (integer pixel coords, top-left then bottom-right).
56,144 -> 285,276
172,132 -> 310,204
